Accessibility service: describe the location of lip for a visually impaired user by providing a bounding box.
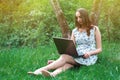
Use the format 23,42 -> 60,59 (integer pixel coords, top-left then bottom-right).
79,22 -> 82,23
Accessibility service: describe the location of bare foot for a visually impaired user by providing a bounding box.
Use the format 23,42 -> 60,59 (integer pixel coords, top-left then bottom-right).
27,71 -> 37,75
41,70 -> 54,77
33,69 -> 43,75
28,69 -> 43,75
47,60 -> 55,65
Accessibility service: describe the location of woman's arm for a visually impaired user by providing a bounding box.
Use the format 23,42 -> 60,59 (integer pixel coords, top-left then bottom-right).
84,26 -> 102,58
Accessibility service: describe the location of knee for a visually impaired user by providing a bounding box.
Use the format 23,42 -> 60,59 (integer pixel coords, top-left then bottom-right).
60,54 -> 69,61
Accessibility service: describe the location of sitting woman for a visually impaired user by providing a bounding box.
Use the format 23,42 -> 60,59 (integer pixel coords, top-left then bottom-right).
28,8 -> 102,77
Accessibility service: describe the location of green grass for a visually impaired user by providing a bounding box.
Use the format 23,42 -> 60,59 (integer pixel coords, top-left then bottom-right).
0,41 -> 120,80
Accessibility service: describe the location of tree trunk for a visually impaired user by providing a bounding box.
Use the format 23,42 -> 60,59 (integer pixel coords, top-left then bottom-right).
50,0 -> 71,38
105,14 -> 110,41
90,0 -> 103,26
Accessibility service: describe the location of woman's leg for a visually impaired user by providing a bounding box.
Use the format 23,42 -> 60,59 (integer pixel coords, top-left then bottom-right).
29,54 -> 77,75
28,60 -> 55,75
41,63 -> 74,77
47,60 -> 55,65
39,54 -> 77,70
52,63 -> 74,76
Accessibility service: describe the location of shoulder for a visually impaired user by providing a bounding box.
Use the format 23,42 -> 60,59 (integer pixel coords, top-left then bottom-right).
72,28 -> 78,33
93,26 -> 101,36
92,25 -> 100,32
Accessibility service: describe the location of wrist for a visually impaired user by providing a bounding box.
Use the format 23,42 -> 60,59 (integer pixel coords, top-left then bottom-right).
87,52 -> 91,56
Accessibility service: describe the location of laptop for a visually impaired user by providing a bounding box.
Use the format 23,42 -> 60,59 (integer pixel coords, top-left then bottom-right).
53,37 -> 83,58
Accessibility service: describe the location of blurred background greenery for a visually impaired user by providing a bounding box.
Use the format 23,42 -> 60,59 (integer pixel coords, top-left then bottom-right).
0,0 -> 120,48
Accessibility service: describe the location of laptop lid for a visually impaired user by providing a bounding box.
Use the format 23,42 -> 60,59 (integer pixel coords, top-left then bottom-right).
53,37 -> 79,58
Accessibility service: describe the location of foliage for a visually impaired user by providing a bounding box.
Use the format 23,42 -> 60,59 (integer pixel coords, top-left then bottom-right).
100,0 -> 120,41
0,0 -> 57,47
59,0 -> 93,29
0,0 -> 120,47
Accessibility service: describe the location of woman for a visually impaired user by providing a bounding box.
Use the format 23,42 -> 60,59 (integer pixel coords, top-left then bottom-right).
28,8 -> 102,77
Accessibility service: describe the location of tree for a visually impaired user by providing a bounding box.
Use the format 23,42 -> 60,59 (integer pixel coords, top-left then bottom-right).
50,0 -> 103,38
90,0 -> 103,26
109,0 -> 120,40
50,0 -> 71,38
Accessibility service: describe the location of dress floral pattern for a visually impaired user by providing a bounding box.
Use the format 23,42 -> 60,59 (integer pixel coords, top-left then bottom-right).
72,27 -> 98,66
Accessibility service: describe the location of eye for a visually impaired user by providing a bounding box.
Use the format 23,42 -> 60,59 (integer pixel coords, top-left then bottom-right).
75,16 -> 78,19
79,16 -> 82,18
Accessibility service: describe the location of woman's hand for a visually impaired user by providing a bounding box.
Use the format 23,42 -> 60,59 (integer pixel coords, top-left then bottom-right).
83,52 -> 91,58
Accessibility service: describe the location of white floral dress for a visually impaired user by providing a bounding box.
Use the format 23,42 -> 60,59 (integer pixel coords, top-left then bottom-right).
72,27 -> 98,66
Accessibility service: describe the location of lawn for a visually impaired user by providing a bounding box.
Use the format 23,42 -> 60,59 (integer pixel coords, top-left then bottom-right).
0,41 -> 120,80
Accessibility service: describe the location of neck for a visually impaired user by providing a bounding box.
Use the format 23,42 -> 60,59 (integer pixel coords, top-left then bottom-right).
81,26 -> 87,29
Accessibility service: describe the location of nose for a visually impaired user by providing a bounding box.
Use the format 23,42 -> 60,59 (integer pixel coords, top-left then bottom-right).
77,18 -> 81,22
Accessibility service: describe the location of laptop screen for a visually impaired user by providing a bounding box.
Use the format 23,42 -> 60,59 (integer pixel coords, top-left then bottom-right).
53,37 -> 79,58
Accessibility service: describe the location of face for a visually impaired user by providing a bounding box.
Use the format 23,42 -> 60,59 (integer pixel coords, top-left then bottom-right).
76,11 -> 83,25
